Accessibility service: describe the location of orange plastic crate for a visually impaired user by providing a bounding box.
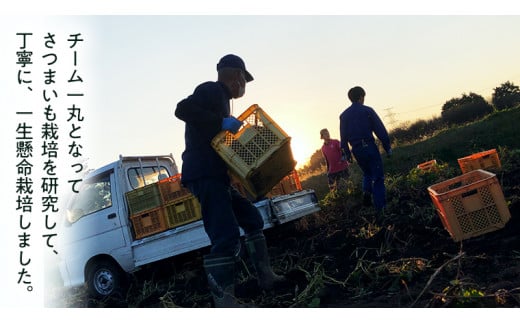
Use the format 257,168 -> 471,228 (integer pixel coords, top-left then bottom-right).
158,174 -> 192,204
427,169 -> 510,242
130,207 -> 168,239
457,149 -> 501,174
281,170 -> 302,193
266,170 -> 302,198
417,159 -> 438,172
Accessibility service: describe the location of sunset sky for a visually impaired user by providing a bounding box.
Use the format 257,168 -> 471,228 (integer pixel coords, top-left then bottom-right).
1,0 -> 520,311
3,14 -> 520,172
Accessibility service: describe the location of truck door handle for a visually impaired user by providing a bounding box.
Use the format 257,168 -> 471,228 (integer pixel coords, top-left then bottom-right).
107,213 -> 116,219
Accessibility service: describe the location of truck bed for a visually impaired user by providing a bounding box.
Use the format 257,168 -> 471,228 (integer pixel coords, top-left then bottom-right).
131,190 -> 320,267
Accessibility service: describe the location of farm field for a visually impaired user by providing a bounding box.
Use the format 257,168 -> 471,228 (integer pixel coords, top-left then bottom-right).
47,107 -> 520,308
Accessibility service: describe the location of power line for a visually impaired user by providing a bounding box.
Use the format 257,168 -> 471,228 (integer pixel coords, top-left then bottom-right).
383,107 -> 398,128
397,75 -> 520,115
399,102 -> 443,114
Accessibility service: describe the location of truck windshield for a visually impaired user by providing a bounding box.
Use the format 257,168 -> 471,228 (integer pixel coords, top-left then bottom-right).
66,173 -> 112,223
127,166 -> 170,189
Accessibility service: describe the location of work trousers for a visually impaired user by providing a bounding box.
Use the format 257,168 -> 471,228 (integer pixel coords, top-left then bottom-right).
327,168 -> 350,191
351,142 -> 386,210
185,177 -> 264,257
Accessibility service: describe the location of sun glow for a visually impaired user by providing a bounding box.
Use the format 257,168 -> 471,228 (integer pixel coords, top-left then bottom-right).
291,138 -> 311,169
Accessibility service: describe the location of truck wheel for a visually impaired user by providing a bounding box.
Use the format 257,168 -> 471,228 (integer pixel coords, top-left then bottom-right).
86,259 -> 126,299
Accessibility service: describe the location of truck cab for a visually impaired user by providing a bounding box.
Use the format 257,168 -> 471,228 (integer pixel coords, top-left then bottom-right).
56,154 -> 320,299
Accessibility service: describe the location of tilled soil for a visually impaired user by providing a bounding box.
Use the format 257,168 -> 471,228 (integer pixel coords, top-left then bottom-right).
59,198 -> 519,308
54,165 -> 520,308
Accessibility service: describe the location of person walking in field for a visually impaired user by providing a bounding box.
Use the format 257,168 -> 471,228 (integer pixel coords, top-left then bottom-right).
320,128 -> 350,191
339,86 -> 392,215
175,54 -> 284,307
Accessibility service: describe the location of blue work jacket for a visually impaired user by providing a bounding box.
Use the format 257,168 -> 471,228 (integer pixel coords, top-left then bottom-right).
175,81 -> 231,183
339,102 -> 391,159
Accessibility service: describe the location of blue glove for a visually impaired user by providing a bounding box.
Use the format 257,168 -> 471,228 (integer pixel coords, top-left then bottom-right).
222,117 -> 242,134
386,149 -> 393,158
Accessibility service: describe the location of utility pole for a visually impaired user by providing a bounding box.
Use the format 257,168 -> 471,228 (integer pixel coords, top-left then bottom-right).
383,107 -> 398,129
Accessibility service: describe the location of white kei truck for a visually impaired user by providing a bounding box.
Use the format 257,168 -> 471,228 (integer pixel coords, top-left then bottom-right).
56,154 -> 320,299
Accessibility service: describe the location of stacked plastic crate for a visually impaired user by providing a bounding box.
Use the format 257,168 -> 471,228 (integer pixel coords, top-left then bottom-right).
157,174 -> 202,230
126,174 -> 201,239
126,183 -> 167,239
427,149 -> 510,242
231,169 -> 303,200
266,170 -> 302,198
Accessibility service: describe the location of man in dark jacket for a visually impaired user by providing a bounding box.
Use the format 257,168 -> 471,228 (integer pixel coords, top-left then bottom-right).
175,54 -> 283,307
339,86 -> 392,214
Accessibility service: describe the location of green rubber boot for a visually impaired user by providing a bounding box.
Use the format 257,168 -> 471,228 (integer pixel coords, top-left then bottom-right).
244,232 -> 286,290
203,255 -> 247,308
